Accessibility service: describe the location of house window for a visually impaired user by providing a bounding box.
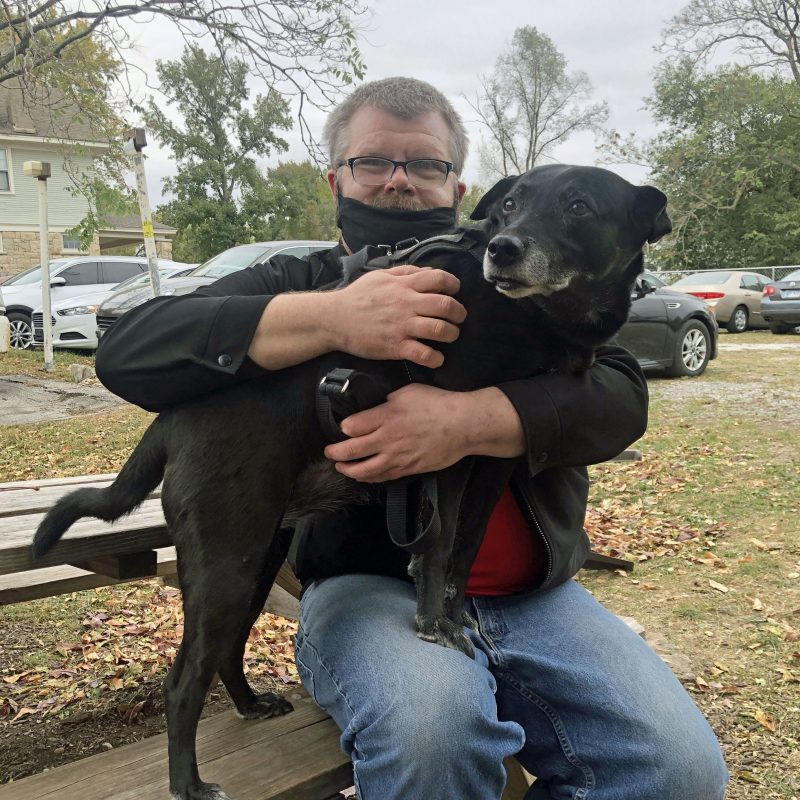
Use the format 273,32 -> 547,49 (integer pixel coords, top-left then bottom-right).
61,233 -> 82,252
0,149 -> 11,192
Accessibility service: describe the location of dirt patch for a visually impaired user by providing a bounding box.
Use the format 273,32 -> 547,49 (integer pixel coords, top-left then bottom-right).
0,375 -> 124,426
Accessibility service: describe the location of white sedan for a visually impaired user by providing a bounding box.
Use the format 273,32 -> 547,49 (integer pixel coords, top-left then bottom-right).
31,263 -> 194,350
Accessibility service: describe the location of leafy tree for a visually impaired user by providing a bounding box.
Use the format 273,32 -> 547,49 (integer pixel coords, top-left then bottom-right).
662,0 -> 800,87
468,26 -> 608,178
145,46 -> 292,262
1,0 -> 365,156
607,61 -> 800,270
249,161 -> 338,242
457,183 -> 487,228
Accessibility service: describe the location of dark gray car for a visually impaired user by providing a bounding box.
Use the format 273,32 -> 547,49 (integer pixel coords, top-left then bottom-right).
615,272 -> 719,377
761,268 -> 800,334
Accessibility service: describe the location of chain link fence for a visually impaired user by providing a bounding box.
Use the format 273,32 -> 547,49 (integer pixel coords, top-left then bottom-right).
651,265 -> 799,285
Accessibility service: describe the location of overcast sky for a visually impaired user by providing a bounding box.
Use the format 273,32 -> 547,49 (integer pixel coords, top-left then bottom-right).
126,0 -> 696,205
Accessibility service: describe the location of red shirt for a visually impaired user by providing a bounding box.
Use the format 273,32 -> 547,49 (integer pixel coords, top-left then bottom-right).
465,486 -> 547,597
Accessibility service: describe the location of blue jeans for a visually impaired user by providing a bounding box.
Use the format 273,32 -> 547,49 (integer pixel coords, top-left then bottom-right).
294,575 -> 728,800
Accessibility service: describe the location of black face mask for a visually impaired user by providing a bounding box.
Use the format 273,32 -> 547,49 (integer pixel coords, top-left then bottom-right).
336,195 -> 458,253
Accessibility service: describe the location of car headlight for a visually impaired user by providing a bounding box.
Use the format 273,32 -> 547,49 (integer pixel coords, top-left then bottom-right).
57,304 -> 99,316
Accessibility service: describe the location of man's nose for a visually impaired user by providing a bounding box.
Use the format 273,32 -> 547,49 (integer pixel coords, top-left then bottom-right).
385,164 -> 414,192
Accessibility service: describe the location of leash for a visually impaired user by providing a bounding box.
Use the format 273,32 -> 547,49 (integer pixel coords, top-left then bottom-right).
316,367 -> 441,555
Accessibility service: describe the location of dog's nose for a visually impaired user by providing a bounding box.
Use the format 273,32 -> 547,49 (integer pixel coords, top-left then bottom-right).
487,235 -> 525,267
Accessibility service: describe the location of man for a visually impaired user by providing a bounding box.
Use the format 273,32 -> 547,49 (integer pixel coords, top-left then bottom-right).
96,77 -> 728,800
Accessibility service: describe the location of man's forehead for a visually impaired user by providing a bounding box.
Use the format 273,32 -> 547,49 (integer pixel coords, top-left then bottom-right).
344,106 -> 452,159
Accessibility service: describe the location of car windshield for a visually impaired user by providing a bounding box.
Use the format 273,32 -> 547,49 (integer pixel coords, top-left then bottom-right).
782,269 -> 800,282
3,261 -> 70,285
189,246 -> 272,279
673,271 -> 731,285
113,268 -> 184,291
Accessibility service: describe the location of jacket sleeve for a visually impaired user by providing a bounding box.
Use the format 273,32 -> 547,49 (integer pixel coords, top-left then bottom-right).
496,345 -> 648,472
95,256 -> 318,412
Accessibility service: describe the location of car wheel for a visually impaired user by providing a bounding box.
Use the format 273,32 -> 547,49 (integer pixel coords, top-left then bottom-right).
726,305 -> 748,333
666,320 -> 711,377
769,322 -> 792,335
8,312 -> 34,350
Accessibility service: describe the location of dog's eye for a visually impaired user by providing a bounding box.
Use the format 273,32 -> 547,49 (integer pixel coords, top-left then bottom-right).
568,200 -> 590,216
502,197 -> 516,213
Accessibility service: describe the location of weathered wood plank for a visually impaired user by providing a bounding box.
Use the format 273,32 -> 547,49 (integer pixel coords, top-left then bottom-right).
0,476 -> 121,518
0,692 -> 351,800
0,501 -> 169,576
0,548 -> 177,604
72,550 -> 158,580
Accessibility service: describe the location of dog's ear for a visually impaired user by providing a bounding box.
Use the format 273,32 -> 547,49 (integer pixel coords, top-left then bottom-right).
635,186 -> 672,243
469,175 -> 520,220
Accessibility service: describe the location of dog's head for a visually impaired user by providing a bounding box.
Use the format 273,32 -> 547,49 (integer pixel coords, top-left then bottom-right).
470,165 -> 672,299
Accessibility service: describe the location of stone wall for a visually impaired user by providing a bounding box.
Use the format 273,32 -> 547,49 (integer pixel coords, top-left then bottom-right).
0,231 -> 172,279
0,230 -> 89,278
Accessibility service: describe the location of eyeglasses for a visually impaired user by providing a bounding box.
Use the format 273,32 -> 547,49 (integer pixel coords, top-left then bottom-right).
339,157 -> 454,188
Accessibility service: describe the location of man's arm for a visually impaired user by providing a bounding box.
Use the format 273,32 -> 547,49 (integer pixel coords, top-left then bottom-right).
95,253 -> 466,412
325,345 -> 648,482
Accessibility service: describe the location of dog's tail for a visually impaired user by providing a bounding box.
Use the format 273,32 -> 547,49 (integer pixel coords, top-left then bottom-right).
32,418 -> 167,559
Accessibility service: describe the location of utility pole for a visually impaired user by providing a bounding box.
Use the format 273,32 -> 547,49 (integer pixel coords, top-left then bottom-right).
23,160 -> 53,372
124,128 -> 161,297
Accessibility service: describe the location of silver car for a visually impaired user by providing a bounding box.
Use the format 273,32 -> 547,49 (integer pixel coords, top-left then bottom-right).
96,240 -> 335,338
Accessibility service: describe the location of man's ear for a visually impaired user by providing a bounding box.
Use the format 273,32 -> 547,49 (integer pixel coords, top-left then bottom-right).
470,175 -> 520,220
635,186 -> 672,243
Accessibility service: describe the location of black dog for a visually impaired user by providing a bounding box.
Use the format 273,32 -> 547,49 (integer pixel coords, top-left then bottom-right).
32,165 -> 670,800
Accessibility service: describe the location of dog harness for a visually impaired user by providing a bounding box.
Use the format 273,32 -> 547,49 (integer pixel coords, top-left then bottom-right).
315,230 -> 488,556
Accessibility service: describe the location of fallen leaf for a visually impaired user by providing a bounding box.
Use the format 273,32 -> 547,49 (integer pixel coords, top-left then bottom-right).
754,709 -> 776,732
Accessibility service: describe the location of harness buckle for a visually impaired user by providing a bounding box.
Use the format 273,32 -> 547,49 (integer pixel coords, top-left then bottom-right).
318,368 -> 354,397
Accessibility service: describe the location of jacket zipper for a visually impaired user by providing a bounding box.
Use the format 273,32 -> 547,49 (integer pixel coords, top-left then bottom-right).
513,479 -> 554,585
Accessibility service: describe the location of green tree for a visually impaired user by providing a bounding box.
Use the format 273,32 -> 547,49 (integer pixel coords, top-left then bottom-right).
610,61 -> 800,270
457,183 -> 487,227
145,46 -> 292,262
468,26 -> 608,178
250,161 -> 338,241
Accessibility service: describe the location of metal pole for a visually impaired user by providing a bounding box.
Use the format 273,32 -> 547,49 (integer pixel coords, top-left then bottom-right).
131,149 -> 162,298
37,177 -> 54,373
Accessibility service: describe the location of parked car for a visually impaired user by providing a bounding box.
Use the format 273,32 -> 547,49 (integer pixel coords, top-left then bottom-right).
761,268 -> 800,334
96,240 -> 336,338
667,269 -> 771,333
1,256 -> 186,349
31,263 -> 194,350
615,272 -> 719,377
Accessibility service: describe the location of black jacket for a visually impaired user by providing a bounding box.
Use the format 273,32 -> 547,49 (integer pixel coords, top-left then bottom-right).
95,245 -> 648,592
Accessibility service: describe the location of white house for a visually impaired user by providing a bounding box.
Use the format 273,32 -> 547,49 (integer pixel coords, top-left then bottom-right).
0,82 -> 175,278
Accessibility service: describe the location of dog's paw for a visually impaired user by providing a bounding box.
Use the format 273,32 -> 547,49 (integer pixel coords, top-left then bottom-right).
171,781 -> 231,800
236,692 -> 294,720
416,614 -> 475,659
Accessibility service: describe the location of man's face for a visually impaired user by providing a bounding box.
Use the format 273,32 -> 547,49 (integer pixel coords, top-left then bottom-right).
327,106 -> 467,210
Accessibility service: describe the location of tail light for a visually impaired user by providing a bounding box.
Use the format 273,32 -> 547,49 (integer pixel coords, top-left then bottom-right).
763,285 -> 776,296
688,291 -> 725,300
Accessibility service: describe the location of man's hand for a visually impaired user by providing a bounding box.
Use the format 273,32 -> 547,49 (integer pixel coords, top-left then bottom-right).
333,265 -> 466,368
324,385 -> 526,483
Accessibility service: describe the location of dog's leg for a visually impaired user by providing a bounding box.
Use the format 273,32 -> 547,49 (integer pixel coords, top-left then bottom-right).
163,499 -> 289,800
411,460 -> 475,657
217,527 -> 295,720
444,458 -> 517,627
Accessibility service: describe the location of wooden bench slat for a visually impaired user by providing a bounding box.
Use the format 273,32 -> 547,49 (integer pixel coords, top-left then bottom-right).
0,548 -> 177,604
0,692 -> 351,800
0,477 -> 123,518
0,501 -> 170,575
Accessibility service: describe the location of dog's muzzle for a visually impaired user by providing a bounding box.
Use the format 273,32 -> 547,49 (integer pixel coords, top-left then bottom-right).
484,235 -> 570,298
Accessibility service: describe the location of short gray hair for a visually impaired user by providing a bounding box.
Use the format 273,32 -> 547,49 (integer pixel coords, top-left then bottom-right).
323,77 -> 469,175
